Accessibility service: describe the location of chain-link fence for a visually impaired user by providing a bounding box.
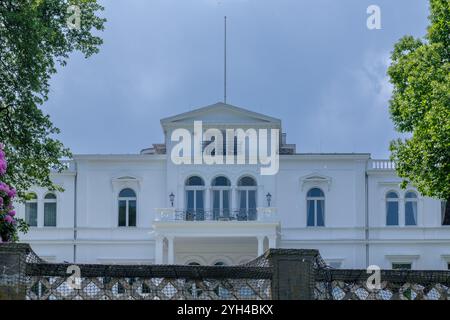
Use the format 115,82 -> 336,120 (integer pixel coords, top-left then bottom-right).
1,244 -> 449,300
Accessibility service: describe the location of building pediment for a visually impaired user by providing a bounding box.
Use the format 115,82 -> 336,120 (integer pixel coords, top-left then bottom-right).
299,173 -> 332,191
160,102 -> 281,129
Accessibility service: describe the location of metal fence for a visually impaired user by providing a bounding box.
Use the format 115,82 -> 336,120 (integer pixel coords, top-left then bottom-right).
1,243 -> 449,300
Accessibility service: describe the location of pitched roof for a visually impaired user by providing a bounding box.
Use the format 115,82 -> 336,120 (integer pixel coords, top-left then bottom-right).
160,101 -> 281,126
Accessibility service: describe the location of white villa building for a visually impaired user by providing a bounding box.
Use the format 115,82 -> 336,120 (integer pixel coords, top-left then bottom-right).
17,102 -> 450,270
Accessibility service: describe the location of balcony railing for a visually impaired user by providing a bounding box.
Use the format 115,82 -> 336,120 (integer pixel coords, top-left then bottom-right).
155,207 -> 277,222
175,209 -> 257,221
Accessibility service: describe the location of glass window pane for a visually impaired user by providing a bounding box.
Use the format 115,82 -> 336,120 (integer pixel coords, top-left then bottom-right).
196,190 -> 204,210
25,203 -> 37,227
307,188 -> 324,197
392,263 -> 411,270
223,190 -> 230,217
386,192 -> 398,199
186,176 -> 204,186
248,190 -> 256,220
317,200 -> 325,226
44,202 -> 57,227
196,190 -> 204,220
405,192 -> 417,199
386,201 -> 399,226
128,200 -> 136,227
186,191 -> 194,210
442,200 -> 450,225
248,191 -> 256,209
118,200 -> 127,226
212,176 -> 230,186
238,176 -> 256,186
307,200 -> 315,226
405,201 -> 417,226
213,190 -> 220,209
119,188 -> 136,197
239,190 -> 247,210
44,193 -> 56,200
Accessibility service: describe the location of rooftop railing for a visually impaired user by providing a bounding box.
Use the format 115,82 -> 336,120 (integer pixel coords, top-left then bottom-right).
368,159 -> 396,170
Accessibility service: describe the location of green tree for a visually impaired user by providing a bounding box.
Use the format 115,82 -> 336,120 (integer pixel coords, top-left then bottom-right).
387,0 -> 449,211
0,0 -> 105,196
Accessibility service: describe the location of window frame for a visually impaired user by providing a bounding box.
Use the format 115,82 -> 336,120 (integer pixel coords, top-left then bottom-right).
118,188 -> 137,227
237,176 -> 258,220
404,191 -> 418,226
43,193 -> 57,227
25,193 -> 38,227
184,176 -> 206,220
211,176 -> 231,219
391,262 -> 412,270
385,191 -> 400,226
306,187 -> 325,227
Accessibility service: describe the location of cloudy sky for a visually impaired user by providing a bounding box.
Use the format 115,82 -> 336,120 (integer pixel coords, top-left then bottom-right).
43,0 -> 429,157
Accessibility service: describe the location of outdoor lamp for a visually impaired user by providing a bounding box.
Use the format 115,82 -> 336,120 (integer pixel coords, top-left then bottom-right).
266,193 -> 272,207
169,192 -> 175,207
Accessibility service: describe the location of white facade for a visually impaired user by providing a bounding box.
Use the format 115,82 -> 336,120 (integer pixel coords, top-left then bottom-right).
17,102 -> 450,270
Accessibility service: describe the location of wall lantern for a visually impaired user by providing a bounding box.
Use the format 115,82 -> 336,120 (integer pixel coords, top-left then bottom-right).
266,193 -> 272,207
169,193 -> 175,207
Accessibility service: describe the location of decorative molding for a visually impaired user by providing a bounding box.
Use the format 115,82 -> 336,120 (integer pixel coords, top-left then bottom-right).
300,173 -> 332,191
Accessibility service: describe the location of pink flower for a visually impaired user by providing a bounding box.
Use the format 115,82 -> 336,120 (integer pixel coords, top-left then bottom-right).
4,215 -> 13,223
7,188 -> 16,198
8,210 -> 15,217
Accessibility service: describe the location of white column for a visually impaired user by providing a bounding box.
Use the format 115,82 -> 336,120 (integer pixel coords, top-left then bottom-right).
155,235 -> 164,264
268,235 -> 277,249
167,236 -> 175,264
257,236 -> 265,257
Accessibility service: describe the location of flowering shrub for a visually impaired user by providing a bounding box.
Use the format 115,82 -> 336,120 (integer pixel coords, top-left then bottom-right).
0,143 -> 28,242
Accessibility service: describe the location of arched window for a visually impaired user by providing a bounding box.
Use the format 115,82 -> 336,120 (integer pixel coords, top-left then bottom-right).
405,191 -> 418,226
118,188 -> 137,227
237,176 -> 257,221
386,191 -> 399,226
187,261 -> 201,266
306,188 -> 325,227
211,176 -> 231,220
25,193 -> 38,227
185,176 -> 205,221
213,261 -> 227,266
44,193 -> 57,227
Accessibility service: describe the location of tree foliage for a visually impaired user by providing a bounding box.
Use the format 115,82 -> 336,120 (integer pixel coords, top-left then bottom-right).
0,0 -> 105,196
388,0 -> 449,201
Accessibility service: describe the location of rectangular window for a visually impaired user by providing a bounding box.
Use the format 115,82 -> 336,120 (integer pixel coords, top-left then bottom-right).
442,201 -> 450,225
386,202 -> 399,226
317,200 -> 325,226
223,190 -> 230,218
405,201 -> 417,226
25,202 -> 38,227
44,203 -> 57,227
118,200 -> 126,227
248,190 -> 256,220
392,263 -> 412,270
195,190 -> 204,220
128,200 -> 136,227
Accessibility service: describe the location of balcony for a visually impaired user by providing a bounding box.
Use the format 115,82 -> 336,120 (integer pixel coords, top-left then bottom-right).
154,207 -> 278,222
